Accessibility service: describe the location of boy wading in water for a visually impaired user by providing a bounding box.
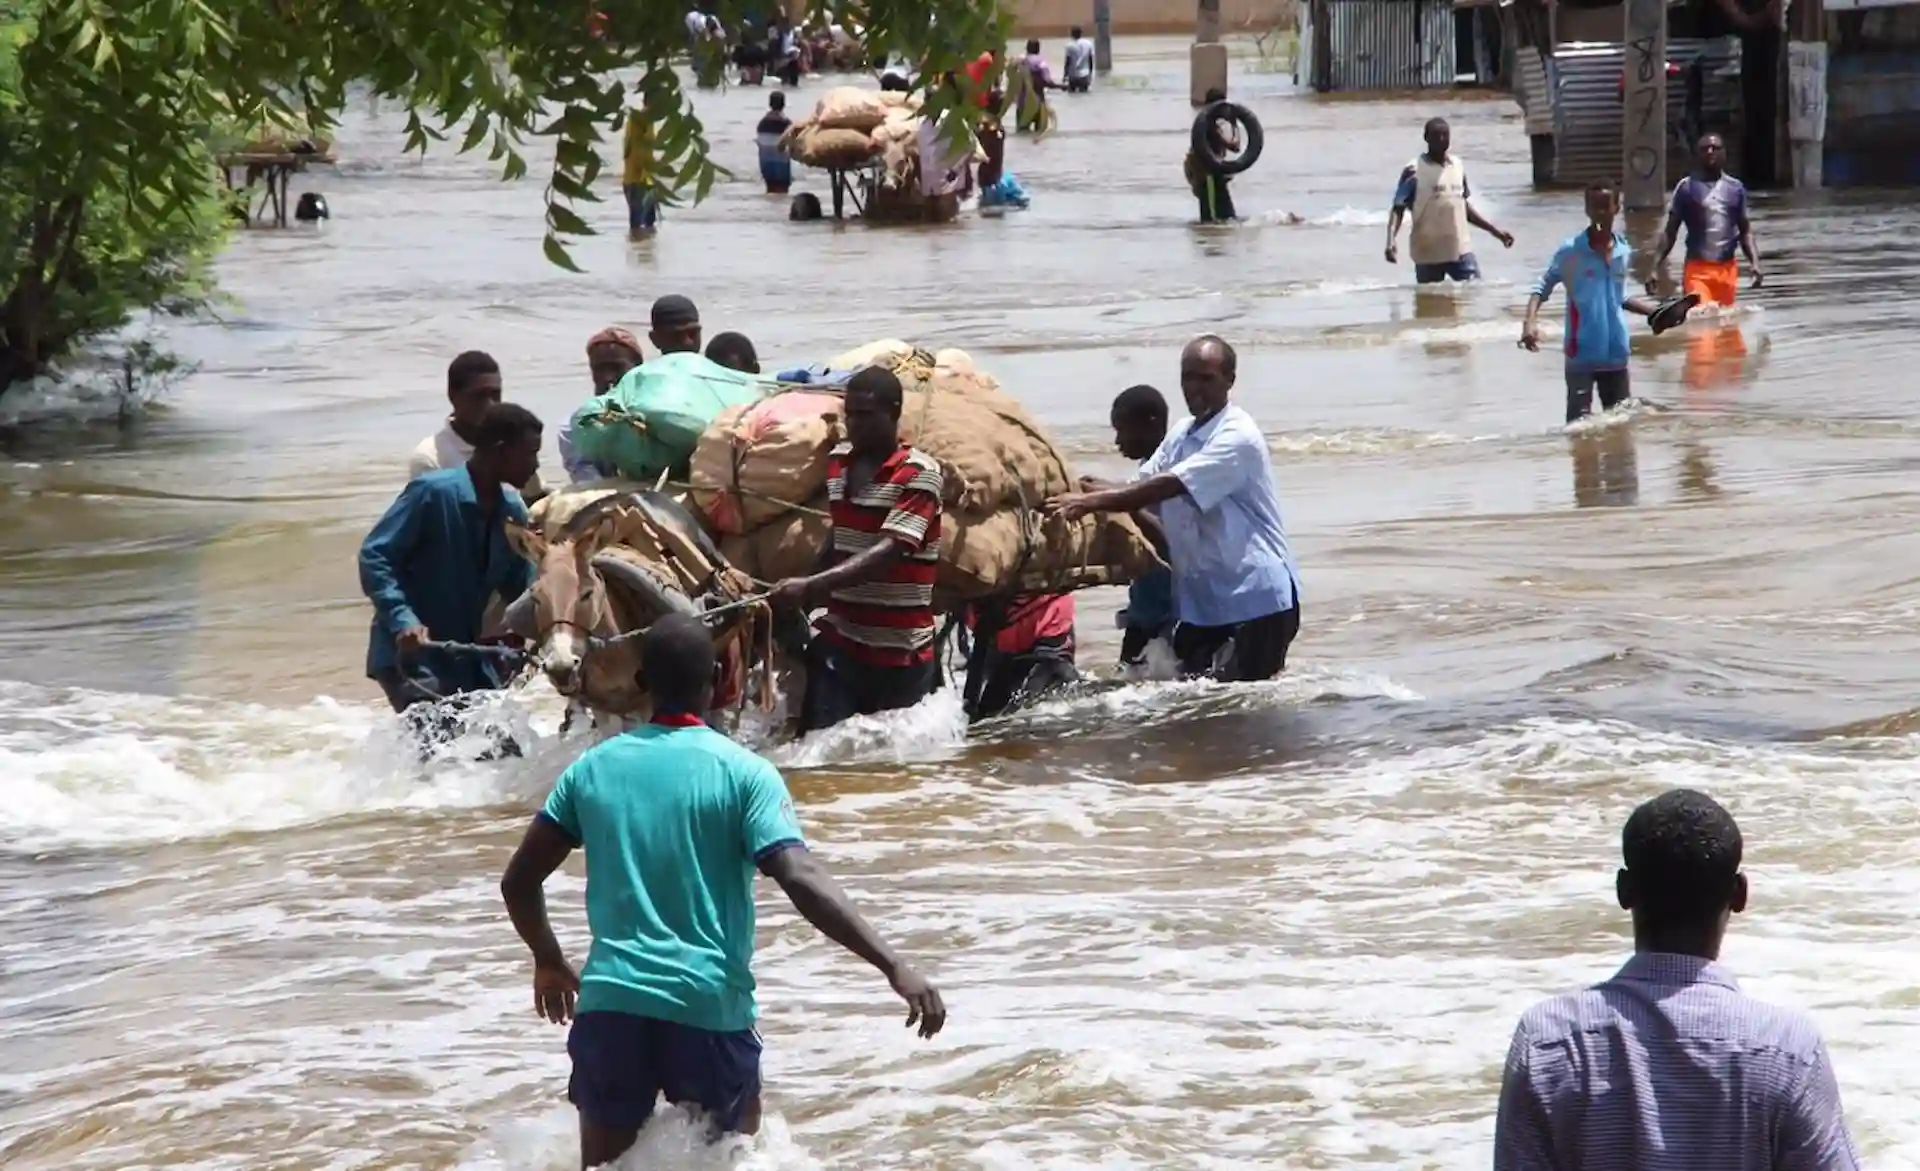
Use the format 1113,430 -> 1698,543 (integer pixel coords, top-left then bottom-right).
1521,181 -> 1668,423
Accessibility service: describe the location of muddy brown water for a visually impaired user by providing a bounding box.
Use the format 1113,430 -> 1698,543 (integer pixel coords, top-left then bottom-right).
5,36 -> 1920,1171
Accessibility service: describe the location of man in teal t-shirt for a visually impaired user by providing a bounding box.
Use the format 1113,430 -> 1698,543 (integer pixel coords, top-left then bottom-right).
501,614 -> 947,1169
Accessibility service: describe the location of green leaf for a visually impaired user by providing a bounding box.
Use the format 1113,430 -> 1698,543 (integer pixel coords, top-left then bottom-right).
541,232 -> 583,273
547,202 -> 591,236
550,170 -> 595,203
501,149 -> 528,182
554,137 -> 596,172
460,111 -> 490,153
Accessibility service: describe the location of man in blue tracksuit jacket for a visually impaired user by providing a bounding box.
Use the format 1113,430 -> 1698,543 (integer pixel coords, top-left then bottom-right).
1521,181 -> 1664,424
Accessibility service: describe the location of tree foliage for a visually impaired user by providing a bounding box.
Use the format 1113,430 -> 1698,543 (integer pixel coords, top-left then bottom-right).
0,0 -> 1010,394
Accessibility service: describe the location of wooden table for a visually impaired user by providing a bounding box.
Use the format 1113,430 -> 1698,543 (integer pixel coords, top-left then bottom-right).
217,150 -> 335,228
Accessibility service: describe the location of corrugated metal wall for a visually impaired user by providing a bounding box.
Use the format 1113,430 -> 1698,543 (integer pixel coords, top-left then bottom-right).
1547,40 -> 1743,184
1515,45 -> 1556,135
1324,0 -> 1457,91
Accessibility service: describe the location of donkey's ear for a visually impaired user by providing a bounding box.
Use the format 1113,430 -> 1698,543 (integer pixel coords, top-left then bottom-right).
505,518 -> 546,563
581,513 -> 622,559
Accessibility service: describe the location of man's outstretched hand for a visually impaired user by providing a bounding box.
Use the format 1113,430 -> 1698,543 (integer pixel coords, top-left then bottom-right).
888,964 -> 947,1039
1043,494 -> 1094,523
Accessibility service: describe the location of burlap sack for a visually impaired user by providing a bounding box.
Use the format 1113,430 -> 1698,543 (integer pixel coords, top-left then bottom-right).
814,87 -> 892,133
719,497 -> 1163,603
933,348 -> 978,377
790,125 -> 881,168
935,509 -> 1165,606
689,391 -> 843,534
721,503 -> 832,583
712,342 -> 1063,519
897,379 -> 1073,515
870,110 -> 920,146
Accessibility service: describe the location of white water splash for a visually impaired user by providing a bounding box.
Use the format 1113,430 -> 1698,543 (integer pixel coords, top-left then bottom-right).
458,1106 -> 823,1171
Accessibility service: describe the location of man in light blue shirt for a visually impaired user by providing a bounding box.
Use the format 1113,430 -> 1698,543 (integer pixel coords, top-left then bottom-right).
1047,335 -> 1301,682
1521,180 -> 1668,424
500,615 -> 946,1169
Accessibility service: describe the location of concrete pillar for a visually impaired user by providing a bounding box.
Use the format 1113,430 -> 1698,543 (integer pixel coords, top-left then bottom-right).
1191,0 -> 1226,105
1198,0 -> 1222,43
1191,44 -> 1229,105
1787,40 -> 1828,189
1621,0 -> 1667,214
1095,0 -> 1113,74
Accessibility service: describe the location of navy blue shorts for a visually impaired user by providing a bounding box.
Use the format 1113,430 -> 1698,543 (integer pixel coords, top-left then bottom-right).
1414,253 -> 1481,284
567,1011 -> 762,1133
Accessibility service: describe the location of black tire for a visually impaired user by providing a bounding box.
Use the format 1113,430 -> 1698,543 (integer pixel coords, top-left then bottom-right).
1191,101 -> 1263,177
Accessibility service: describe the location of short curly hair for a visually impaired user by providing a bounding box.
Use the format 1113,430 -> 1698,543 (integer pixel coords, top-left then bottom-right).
1621,789 -> 1743,925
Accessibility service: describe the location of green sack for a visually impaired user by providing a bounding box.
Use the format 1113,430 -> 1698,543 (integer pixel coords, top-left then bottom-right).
570,352 -> 770,484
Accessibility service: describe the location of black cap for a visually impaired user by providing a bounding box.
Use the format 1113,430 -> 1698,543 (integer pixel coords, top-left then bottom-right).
651,294 -> 700,329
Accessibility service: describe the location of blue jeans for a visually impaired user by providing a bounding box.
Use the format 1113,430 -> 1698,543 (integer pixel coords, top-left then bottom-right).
1414,253 -> 1481,283
567,1011 -> 762,1133
625,185 -> 660,232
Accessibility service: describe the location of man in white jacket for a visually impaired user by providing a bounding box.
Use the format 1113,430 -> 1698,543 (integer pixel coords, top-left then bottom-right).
1384,118 -> 1514,283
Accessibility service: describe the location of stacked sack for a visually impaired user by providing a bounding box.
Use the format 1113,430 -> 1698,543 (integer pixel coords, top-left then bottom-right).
778,86 -> 952,189
779,86 -> 914,170
690,342 -> 1164,607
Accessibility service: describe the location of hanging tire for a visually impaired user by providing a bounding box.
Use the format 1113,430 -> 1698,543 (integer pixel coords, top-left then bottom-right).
1191,101 -> 1263,177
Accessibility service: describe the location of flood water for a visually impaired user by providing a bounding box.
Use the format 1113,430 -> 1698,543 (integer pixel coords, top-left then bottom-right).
6,35 -> 1920,1171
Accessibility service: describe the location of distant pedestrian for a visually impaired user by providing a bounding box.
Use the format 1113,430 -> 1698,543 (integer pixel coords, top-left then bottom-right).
1063,26 -> 1095,93
1009,39 -> 1062,133
756,92 -> 793,194
1185,87 -> 1241,225
1652,133 -> 1763,307
623,106 -> 661,234
1494,788 -> 1860,1171
1385,117 -> 1513,282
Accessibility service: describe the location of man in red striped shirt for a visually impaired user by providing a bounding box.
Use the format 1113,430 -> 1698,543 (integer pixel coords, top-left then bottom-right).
771,367 -> 945,734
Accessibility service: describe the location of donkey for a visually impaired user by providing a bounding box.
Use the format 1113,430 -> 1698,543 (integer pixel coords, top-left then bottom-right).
505,494 -> 699,719
506,490 -> 783,729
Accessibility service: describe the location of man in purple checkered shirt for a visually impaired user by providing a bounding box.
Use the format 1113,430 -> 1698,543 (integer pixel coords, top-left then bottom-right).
1494,789 -> 1861,1171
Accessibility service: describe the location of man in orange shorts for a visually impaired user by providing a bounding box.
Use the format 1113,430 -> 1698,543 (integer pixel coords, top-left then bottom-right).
1652,133 -> 1762,307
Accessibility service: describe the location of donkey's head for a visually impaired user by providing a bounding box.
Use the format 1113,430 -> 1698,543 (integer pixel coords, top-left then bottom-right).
506,497 -> 625,697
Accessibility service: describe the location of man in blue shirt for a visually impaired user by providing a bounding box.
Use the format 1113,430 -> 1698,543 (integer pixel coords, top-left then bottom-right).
499,615 -> 946,1168
358,402 -> 543,712
1521,181 -> 1666,423
1046,336 -> 1301,682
